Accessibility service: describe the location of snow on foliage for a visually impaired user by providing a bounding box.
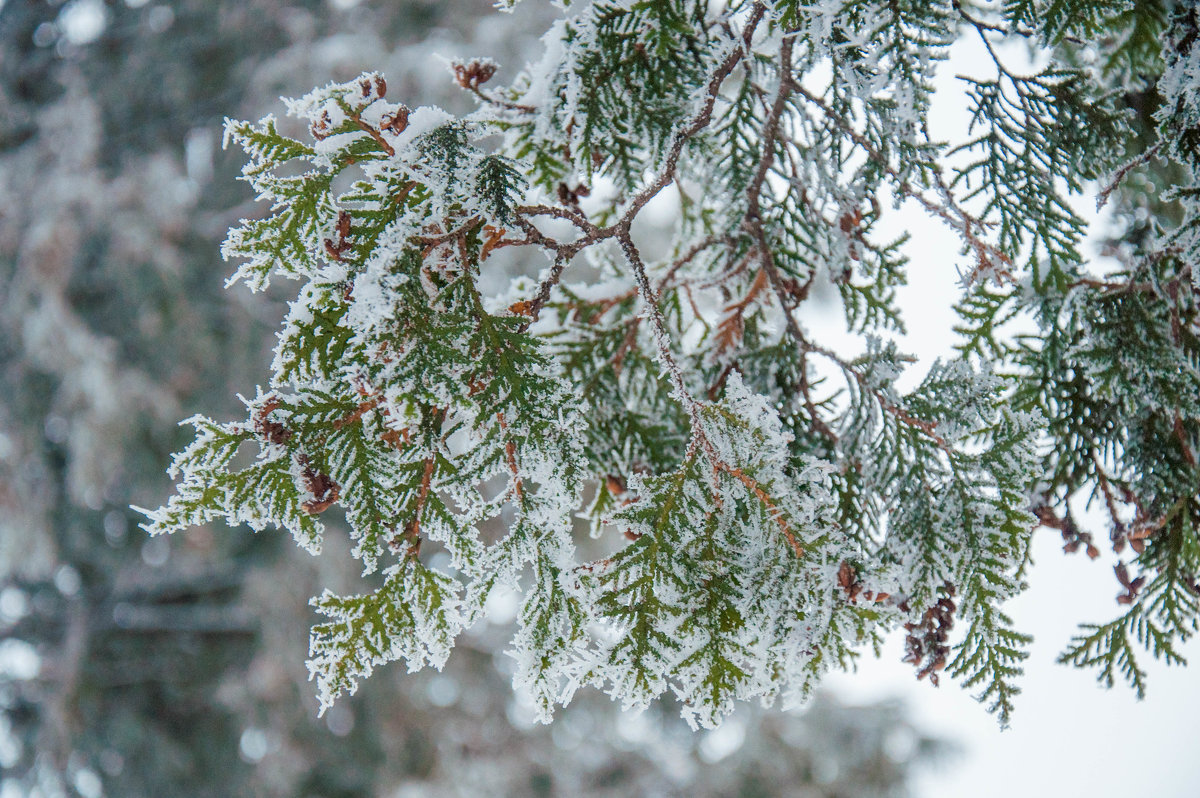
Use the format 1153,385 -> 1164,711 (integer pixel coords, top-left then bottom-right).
143,0 -> 1200,729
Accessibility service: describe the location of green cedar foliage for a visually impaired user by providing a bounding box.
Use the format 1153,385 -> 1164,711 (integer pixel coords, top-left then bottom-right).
143,0 -> 1200,729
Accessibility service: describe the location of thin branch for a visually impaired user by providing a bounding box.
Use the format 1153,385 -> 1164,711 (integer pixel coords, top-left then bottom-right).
400,406 -> 447,557
616,225 -> 705,433
738,35 -> 841,448
1097,143 -> 1164,211
497,8 -> 768,323
415,218 -> 485,248
346,108 -> 395,158
791,82 -> 1014,284
470,85 -> 536,114
655,233 -> 737,294
333,398 -> 381,430
520,253 -> 572,325
719,463 -> 805,557
618,3 -> 767,224
515,204 -> 600,237
745,35 -> 796,219
618,223 -> 804,558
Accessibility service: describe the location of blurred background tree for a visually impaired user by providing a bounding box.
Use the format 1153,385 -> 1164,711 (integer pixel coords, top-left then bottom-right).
0,1 -> 945,796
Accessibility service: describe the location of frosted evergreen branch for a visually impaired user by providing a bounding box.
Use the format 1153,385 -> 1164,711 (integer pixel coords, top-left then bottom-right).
142,0 -> 1200,729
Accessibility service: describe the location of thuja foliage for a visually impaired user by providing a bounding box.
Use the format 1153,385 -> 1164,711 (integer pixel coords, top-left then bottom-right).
141,1 -> 1200,728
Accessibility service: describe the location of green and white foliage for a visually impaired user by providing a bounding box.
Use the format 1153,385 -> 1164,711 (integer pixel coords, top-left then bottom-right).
954,0 -> 1200,705
144,0 -> 1199,729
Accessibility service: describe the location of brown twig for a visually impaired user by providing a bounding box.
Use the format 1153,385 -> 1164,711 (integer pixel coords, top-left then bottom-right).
333,398 -> 381,430
719,463 -> 804,557
415,217 -> 485,249
496,412 -> 525,504
398,407 -> 447,556
347,108 -> 395,158
470,85 -> 536,114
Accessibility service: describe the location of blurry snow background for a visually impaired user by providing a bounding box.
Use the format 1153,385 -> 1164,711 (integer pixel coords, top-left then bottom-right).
0,2 -> 1193,797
